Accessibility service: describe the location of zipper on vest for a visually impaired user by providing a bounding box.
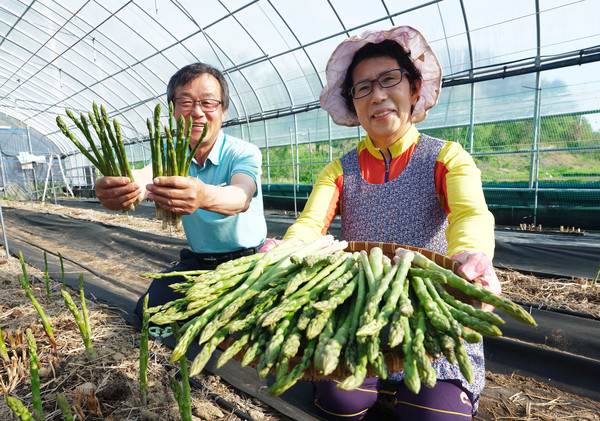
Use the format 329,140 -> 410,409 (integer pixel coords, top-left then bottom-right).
379,149 -> 391,183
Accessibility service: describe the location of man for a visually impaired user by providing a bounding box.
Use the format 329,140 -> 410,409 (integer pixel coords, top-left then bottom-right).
94,62 -> 267,319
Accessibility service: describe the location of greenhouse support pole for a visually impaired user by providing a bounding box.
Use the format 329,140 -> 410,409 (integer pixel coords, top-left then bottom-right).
51,165 -> 57,205
56,156 -> 74,197
41,155 -> 54,202
308,129 -> 314,184
327,116 -> 332,162
289,128 -> 297,217
264,120 -> 271,184
0,147 -> 7,194
26,126 -> 39,199
0,201 -> 9,261
530,0 -> 542,226
469,83 -> 475,154
532,83 -> 542,226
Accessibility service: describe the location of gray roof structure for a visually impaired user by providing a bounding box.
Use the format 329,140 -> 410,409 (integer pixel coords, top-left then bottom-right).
1,0 -> 599,155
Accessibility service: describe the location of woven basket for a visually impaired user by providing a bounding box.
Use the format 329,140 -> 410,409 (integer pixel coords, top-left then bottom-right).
219,242 -> 472,381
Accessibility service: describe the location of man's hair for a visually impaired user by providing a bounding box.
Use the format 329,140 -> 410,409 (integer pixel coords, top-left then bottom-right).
341,39 -> 422,113
166,62 -> 230,111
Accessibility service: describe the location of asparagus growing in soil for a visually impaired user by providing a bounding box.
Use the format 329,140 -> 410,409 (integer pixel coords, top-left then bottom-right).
61,287 -> 95,359
170,323 -> 192,419
5,395 -> 33,420
56,393 -> 75,421
18,251 -> 56,348
26,329 -> 44,420
43,252 -> 50,299
0,326 -> 8,362
58,251 -> 65,290
139,295 -> 150,405
78,274 -> 91,336
168,376 -> 192,421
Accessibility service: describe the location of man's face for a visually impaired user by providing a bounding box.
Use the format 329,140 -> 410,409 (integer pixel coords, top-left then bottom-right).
172,73 -> 227,148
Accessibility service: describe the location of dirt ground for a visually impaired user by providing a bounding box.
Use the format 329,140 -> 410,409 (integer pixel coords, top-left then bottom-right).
1,199 -> 599,420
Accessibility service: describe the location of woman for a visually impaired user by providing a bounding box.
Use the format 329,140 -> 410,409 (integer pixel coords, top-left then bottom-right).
280,26 -> 501,420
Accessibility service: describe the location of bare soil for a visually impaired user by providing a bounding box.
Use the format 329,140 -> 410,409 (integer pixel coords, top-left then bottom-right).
1,199 -> 599,420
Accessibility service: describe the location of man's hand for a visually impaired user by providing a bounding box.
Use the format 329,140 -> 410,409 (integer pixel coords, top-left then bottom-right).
146,176 -> 203,215
147,172 -> 256,216
95,176 -> 141,211
451,250 -> 502,312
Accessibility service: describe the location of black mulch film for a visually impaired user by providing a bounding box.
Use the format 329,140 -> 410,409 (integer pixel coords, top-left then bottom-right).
2,200 -> 599,420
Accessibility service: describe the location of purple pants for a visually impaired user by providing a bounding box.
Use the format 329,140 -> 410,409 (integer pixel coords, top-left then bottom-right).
314,377 -> 476,421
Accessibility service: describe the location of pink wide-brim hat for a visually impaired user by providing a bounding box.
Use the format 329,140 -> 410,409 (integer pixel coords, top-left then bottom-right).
319,25 -> 442,126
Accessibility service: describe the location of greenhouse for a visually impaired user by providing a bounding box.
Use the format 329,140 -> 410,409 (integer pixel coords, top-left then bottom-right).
1,1 -> 599,420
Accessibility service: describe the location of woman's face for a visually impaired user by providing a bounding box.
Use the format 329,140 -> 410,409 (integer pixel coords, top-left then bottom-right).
351,56 -> 421,148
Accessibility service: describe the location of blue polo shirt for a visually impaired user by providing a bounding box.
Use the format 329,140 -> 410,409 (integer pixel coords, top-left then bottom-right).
182,131 -> 266,253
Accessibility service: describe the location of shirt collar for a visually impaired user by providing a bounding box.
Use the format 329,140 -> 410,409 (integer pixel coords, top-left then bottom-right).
193,130 -> 224,168
364,124 -> 419,159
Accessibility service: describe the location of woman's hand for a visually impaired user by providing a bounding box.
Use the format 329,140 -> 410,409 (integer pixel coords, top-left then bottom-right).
259,238 -> 283,253
451,250 -> 502,312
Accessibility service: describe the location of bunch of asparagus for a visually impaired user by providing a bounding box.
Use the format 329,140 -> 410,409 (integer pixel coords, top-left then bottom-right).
146,102 -> 208,231
145,236 -> 536,396
56,103 -> 139,212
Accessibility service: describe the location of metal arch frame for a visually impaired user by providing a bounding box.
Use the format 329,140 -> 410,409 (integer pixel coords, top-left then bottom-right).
164,0 -> 262,121
1,0 -> 442,152
1,0 -> 599,161
458,0 -> 475,154
0,1 -> 145,147
216,0 -> 443,125
41,1 -> 175,138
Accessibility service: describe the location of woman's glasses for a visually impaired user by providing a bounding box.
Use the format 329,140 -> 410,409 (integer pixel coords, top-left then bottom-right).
349,68 -> 407,99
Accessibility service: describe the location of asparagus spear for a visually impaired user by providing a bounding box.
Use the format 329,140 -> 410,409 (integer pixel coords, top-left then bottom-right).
56,393 -> 75,421
43,251 -> 50,299
61,288 -> 95,359
18,252 -> 56,348
6,395 -> 33,420
26,329 -> 43,420
0,326 -> 8,362
170,323 -> 192,419
268,338 -> 317,396
400,248 -> 536,326
139,295 -> 150,405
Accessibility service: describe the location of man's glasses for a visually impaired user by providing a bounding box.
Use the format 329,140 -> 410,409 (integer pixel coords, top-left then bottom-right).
174,98 -> 222,112
348,68 -> 407,99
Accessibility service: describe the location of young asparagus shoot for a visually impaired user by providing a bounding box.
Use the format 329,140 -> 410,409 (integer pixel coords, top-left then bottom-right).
5,395 -> 33,420
169,323 -> 192,420
78,274 -> 91,334
58,251 -> 66,290
61,287 -> 95,359
26,329 -> 44,420
139,295 -> 150,406
43,251 -> 50,299
0,326 -> 8,362
56,393 -> 75,421
18,251 -> 56,349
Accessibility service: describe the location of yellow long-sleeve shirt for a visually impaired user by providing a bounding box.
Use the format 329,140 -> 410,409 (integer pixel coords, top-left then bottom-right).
284,125 -> 495,258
